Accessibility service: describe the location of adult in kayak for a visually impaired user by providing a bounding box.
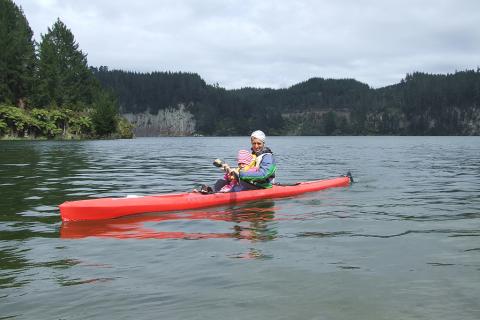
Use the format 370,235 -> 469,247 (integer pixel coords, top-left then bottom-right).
213,130 -> 277,192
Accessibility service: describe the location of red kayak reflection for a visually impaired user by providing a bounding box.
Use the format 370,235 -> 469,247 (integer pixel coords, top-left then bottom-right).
60,201 -> 279,241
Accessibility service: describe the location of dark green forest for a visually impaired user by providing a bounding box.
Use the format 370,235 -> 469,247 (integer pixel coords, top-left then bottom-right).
0,0 -> 132,139
93,68 -> 480,136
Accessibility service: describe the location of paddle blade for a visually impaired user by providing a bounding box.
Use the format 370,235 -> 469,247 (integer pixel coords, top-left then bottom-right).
213,159 -> 223,167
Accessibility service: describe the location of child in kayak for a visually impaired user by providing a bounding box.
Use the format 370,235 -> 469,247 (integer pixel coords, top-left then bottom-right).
218,150 -> 255,193
194,150 -> 254,194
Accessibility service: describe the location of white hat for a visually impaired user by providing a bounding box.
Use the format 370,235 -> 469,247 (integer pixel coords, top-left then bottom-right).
251,130 -> 266,142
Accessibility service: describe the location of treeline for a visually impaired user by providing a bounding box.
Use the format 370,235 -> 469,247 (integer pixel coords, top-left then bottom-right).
93,67 -> 480,136
0,0 -> 132,139
370,71 -> 480,134
92,68 -> 274,135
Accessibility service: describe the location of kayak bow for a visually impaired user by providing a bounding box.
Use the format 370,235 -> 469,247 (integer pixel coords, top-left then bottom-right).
59,175 -> 352,221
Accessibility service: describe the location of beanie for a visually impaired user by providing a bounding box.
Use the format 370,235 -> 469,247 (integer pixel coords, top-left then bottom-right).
250,130 -> 266,142
237,149 -> 253,165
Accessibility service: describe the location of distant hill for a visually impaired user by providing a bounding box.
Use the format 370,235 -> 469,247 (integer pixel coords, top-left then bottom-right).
92,67 -> 480,136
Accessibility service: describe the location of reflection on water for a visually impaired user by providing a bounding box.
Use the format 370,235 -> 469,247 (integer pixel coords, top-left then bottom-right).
0,141 -> 93,220
61,201 -> 278,242
228,248 -> 274,260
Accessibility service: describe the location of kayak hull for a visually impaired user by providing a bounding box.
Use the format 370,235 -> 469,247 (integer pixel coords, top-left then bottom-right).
59,176 -> 351,221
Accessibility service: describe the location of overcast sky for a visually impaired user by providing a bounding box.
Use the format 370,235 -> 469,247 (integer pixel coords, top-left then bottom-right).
15,0 -> 480,89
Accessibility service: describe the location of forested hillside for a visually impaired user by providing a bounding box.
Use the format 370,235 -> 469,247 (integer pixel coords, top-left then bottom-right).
93,68 -> 480,136
3,0 -> 477,138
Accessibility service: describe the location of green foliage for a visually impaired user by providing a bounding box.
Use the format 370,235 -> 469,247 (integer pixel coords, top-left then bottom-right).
116,116 -> 134,139
323,111 -> 337,135
68,115 -> 93,136
30,108 -> 68,137
0,104 -> 32,136
0,104 -> 102,139
90,91 -> 118,136
0,0 -> 36,105
0,118 -> 6,134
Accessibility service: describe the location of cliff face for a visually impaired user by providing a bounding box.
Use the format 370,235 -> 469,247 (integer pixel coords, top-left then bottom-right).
122,104 -> 196,136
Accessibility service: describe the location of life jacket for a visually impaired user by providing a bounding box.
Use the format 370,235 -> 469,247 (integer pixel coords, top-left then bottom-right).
253,147 -> 275,177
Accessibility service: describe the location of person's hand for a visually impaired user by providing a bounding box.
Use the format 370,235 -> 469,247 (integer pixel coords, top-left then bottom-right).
222,163 -> 230,172
230,168 -> 239,180
227,172 -> 235,181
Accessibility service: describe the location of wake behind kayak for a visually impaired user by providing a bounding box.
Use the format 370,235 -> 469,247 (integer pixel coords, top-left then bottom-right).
59,175 -> 353,221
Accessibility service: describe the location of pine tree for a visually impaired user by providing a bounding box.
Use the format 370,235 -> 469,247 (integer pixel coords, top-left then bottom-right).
0,0 -> 36,107
91,90 -> 118,136
35,18 -> 95,109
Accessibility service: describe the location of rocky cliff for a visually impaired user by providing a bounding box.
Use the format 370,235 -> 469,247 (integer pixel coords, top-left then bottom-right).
122,104 -> 196,136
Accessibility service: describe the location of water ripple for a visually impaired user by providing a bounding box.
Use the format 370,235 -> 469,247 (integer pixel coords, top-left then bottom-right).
1,137 -> 479,319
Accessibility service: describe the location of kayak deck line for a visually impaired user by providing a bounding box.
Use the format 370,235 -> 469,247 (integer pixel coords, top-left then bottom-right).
59,175 -> 352,222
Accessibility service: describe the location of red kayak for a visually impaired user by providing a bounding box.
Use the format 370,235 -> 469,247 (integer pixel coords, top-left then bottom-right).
59,175 -> 352,221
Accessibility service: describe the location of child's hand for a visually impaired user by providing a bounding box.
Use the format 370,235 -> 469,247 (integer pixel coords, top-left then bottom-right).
222,164 -> 230,172
229,168 -> 239,181
227,172 -> 236,181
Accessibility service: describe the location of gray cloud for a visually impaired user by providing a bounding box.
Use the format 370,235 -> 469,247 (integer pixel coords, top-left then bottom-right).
16,0 -> 480,89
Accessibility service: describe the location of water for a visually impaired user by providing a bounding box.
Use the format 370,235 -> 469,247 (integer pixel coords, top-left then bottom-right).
0,136 -> 479,320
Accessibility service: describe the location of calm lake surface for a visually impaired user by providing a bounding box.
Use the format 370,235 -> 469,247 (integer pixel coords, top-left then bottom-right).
1,136 -> 479,320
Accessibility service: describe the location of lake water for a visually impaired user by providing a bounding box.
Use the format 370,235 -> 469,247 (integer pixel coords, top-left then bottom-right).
0,136 -> 479,320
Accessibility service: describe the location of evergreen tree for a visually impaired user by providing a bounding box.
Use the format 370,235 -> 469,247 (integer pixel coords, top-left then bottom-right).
91,91 -> 118,136
35,18 -> 95,109
0,0 -> 36,107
